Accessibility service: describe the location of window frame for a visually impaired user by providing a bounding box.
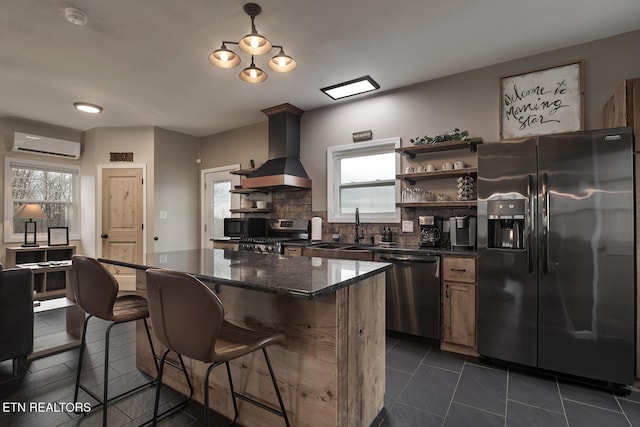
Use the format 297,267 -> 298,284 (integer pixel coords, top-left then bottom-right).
327,137 -> 401,223
4,157 -> 81,243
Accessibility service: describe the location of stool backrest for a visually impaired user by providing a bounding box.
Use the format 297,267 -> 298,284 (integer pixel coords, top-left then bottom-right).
145,269 -> 225,363
71,255 -> 118,320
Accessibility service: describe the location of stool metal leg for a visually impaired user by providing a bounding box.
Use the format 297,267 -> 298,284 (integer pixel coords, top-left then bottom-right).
263,348 -> 290,427
204,361 -> 222,427
102,321 -> 118,426
225,362 -> 239,425
73,314 -> 92,406
143,318 -> 159,372
74,318 -> 161,426
152,348 -> 170,426
145,350 -> 193,427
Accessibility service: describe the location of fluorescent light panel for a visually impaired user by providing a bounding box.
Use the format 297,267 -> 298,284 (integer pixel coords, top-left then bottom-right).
321,76 -> 380,100
73,102 -> 103,114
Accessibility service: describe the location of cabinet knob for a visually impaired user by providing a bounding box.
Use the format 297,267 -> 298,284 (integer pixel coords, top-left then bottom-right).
154,236 -> 159,241
100,234 -> 108,239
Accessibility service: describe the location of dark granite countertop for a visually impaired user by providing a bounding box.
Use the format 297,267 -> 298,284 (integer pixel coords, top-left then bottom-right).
284,241 -> 478,258
98,249 -> 391,300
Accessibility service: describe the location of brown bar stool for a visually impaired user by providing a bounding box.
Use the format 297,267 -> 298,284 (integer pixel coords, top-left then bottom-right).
145,269 -> 290,426
70,255 -> 167,427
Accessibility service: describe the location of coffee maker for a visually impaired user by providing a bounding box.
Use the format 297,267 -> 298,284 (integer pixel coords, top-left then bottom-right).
449,215 -> 477,250
419,216 -> 442,247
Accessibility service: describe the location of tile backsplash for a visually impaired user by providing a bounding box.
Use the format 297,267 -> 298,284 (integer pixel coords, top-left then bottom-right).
268,190 -> 475,247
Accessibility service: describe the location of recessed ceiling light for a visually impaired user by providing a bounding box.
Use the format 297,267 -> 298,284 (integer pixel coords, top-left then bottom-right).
320,75 -> 380,100
73,102 -> 103,114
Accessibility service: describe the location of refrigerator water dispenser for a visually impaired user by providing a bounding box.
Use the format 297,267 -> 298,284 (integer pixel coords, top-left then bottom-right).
487,199 -> 526,249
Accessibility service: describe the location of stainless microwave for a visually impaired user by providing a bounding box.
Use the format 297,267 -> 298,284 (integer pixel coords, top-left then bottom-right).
223,217 -> 266,238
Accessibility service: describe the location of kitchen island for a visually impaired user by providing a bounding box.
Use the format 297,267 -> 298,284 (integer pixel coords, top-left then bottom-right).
99,249 -> 391,427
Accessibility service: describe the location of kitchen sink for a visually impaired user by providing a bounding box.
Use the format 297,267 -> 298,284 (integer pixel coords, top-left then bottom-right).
308,243 -> 357,249
341,246 -> 373,251
303,242 -> 374,261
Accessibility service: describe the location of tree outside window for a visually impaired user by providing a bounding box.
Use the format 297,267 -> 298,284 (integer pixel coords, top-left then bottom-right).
5,158 -> 79,242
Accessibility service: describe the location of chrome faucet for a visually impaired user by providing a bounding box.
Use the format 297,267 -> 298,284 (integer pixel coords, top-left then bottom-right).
355,208 -> 364,244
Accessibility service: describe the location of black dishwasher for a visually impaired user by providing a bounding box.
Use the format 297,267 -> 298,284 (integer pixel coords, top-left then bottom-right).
376,252 -> 440,340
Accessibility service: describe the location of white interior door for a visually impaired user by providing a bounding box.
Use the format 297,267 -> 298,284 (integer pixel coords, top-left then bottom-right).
201,165 -> 240,247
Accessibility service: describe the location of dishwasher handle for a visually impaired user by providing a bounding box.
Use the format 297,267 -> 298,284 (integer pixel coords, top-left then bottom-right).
377,254 -> 439,263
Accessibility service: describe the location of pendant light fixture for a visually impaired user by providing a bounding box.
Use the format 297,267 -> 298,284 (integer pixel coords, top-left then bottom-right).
208,3 -> 296,83
239,56 -> 267,83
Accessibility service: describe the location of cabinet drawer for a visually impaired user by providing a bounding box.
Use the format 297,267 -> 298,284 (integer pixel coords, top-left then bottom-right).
442,257 -> 476,283
284,246 -> 303,256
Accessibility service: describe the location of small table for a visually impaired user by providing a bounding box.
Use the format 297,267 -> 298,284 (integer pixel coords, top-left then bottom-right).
29,296 -> 84,360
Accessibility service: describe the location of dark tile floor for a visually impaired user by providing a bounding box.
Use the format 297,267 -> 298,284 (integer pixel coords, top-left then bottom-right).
1,310 -> 640,426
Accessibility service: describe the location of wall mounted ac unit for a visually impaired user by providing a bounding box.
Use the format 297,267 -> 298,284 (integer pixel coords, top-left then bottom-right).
12,132 -> 81,160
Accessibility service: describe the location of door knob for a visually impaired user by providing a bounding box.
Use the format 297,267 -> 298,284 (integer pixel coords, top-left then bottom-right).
100,234 -> 108,239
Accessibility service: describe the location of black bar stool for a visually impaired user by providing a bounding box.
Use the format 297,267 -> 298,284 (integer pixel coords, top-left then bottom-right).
70,255 -> 162,426
145,268 -> 290,426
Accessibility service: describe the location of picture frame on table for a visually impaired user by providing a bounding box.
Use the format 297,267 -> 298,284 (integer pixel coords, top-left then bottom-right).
500,61 -> 584,140
48,227 -> 69,246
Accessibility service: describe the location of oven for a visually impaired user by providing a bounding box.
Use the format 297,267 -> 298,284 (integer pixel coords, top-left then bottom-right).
223,217 -> 266,238
238,219 -> 310,254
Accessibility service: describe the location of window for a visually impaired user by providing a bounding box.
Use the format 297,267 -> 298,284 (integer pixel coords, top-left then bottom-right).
327,137 -> 400,223
4,157 -> 80,243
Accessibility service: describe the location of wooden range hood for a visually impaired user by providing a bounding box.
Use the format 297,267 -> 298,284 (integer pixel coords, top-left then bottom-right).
242,103 -> 312,190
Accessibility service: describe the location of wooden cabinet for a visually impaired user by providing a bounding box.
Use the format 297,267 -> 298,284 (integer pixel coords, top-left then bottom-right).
283,246 -> 303,256
441,256 -> 477,356
395,138 -> 482,209
603,77 -> 640,151
5,245 -> 83,360
604,77 -> 640,379
6,245 -> 76,300
212,241 -> 239,251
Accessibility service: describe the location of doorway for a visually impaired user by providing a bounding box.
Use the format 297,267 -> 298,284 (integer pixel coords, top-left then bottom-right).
99,165 -> 146,291
201,165 -> 240,247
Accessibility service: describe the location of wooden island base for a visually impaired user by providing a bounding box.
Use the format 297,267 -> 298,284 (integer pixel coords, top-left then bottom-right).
135,271 -> 386,427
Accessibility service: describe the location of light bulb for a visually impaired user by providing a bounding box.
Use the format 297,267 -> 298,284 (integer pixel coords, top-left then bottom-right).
278,57 -> 287,67
250,69 -> 257,78
250,36 -> 260,48
220,51 -> 229,62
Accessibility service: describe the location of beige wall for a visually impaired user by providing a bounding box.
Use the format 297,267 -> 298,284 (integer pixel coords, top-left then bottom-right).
301,30 -> 640,210
0,117 -> 83,263
153,127 -> 200,251
84,126 -> 155,256
200,121 -> 268,170
2,29 -> 640,260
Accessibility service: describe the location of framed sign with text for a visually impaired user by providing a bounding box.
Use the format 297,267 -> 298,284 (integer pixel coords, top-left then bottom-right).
48,227 -> 69,246
500,61 -> 584,139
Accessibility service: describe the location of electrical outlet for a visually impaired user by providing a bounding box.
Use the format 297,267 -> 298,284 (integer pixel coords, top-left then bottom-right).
443,221 -> 450,233
401,220 -> 414,233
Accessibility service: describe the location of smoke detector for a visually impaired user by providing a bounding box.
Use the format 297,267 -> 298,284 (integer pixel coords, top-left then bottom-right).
65,7 -> 88,26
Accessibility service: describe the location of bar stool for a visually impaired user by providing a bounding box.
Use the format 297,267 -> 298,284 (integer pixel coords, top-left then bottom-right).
70,255 -> 161,427
145,269 -> 290,426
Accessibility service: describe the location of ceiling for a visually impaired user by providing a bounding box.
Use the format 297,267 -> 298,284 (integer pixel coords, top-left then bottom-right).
2,0 -> 640,138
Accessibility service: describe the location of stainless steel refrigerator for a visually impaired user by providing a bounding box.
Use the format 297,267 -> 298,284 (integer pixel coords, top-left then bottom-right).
477,127 -> 635,387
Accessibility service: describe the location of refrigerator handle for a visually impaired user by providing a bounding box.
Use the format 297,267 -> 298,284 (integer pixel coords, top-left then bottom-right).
542,172 -> 549,275
527,174 -> 534,274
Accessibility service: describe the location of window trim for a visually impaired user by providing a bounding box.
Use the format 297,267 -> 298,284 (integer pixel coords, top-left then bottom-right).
327,137 -> 400,223
4,157 -> 81,243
